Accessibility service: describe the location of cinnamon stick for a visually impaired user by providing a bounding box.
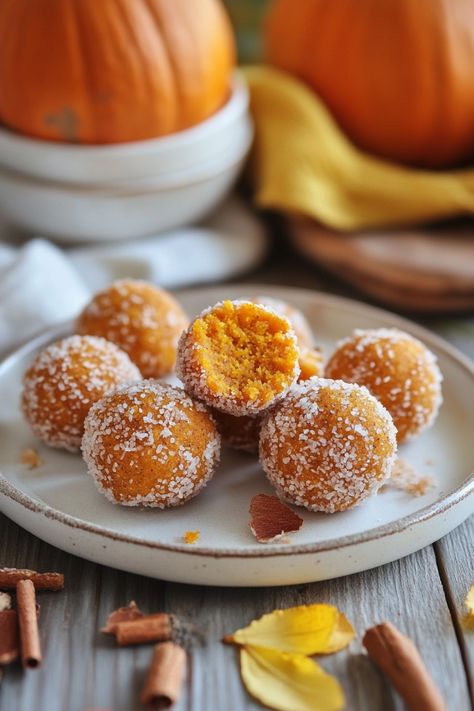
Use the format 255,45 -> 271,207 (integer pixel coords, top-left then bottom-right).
16,579 -> 42,668
0,610 -> 19,665
101,600 -> 143,634
140,642 -> 186,709
0,567 -> 64,591
114,614 -> 172,647
363,621 -> 447,711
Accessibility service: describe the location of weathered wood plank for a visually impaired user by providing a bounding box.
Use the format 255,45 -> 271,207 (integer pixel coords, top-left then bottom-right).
0,513 -> 470,711
435,515 -> 474,703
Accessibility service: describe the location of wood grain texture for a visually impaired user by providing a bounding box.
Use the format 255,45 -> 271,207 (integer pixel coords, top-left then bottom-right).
0,513 -> 471,711
1,255 -> 473,711
435,515 -> 474,701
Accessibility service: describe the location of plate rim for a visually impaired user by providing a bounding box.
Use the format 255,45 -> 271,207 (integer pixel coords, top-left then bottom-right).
1,284 -> 473,559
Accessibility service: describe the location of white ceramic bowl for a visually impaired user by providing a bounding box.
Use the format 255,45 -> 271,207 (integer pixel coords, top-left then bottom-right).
0,75 -> 253,242
0,74 -> 251,185
0,153 -> 249,242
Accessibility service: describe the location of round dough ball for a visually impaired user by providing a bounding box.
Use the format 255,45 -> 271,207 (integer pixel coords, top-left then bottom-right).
22,335 -> 141,451
76,279 -> 188,378
252,296 -> 314,348
212,409 -> 261,453
298,347 -> 324,381
259,378 -> 397,513
176,300 -> 300,416
325,328 -> 442,443
82,380 -> 220,508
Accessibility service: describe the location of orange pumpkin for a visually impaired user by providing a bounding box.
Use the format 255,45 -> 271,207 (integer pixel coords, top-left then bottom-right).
266,0 -> 474,168
0,0 -> 235,144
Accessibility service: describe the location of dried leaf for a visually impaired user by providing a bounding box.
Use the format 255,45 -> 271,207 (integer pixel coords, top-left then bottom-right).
240,645 -> 345,711
225,604 -> 355,655
250,494 -> 303,543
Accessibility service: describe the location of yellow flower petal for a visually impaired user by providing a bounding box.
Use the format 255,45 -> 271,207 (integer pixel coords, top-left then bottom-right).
240,645 -> 345,711
464,585 -> 474,629
227,604 -> 355,655
465,585 -> 474,615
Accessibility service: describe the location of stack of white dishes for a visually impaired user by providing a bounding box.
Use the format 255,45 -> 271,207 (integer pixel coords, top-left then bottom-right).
0,74 -> 253,243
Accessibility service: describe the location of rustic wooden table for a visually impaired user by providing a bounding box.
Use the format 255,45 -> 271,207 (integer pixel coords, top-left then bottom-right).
1,248 -> 473,711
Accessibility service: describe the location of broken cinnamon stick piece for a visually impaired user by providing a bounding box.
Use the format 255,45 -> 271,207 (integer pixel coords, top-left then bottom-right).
0,610 -> 19,665
101,600 -> 143,634
140,642 -> 186,709
0,567 -> 64,591
363,621 -> 447,711
115,614 -> 172,647
16,579 -> 42,668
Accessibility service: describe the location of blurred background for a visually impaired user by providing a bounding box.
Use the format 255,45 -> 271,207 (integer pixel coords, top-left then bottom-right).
1,0 -> 474,353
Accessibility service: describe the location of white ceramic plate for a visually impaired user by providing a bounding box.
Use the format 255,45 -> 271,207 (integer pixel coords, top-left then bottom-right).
1,286 -> 473,587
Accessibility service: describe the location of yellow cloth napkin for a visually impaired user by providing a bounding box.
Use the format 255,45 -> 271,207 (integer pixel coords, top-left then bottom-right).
244,66 -> 474,231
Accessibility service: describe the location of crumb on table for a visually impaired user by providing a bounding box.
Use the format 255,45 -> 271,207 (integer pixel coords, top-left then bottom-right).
184,530 -> 200,545
383,458 -> 435,497
20,447 -> 43,470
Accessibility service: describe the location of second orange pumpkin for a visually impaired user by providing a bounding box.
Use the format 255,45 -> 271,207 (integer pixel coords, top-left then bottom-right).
266,0 -> 474,169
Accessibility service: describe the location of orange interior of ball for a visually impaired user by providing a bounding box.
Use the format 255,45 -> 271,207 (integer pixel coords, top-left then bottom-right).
190,301 -> 299,405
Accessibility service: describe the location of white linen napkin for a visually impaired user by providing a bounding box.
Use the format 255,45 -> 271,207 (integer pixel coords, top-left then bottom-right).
0,197 -> 267,354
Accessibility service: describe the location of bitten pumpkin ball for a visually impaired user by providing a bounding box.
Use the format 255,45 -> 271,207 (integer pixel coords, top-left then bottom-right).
325,328 -> 442,443
259,378 -> 397,513
22,335 -> 141,451
82,380 -> 220,508
76,279 -> 188,378
176,300 -> 300,416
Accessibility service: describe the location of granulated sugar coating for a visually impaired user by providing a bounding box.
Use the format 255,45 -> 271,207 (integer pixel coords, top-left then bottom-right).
252,296 -> 314,349
259,378 -> 397,513
22,335 -> 141,451
325,328 -> 443,443
176,300 -> 300,416
76,279 -> 189,378
82,380 -> 220,508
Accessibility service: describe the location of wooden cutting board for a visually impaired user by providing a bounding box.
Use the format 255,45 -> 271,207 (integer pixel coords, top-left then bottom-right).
290,219 -> 474,313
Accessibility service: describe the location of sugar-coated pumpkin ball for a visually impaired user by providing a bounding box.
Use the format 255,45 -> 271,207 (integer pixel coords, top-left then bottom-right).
212,409 -> 261,453
259,378 -> 397,513
82,381 -> 220,508
252,296 -> 314,348
76,279 -> 189,378
325,328 -> 443,443
22,335 -> 141,451
298,347 -> 324,381
176,300 -> 300,416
